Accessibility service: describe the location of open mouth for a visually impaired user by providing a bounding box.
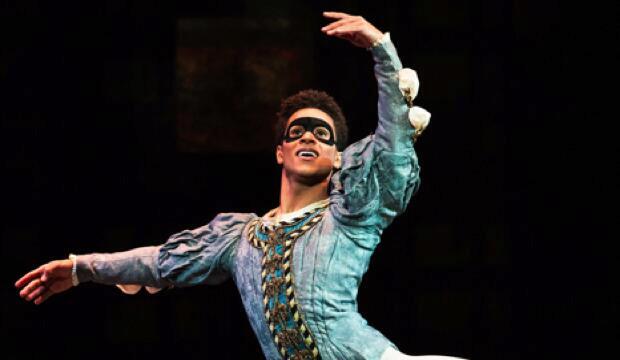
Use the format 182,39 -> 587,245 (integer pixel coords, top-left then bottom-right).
296,149 -> 318,158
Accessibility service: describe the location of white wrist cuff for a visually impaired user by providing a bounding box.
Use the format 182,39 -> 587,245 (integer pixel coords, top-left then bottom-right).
68,254 -> 79,286
368,32 -> 390,50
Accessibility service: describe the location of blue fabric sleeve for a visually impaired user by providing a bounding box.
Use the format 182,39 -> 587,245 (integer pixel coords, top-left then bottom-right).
158,212 -> 253,286
76,213 -> 254,287
329,38 -> 421,230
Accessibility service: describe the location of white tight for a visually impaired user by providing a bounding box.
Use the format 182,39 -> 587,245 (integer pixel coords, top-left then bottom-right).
380,347 -> 466,360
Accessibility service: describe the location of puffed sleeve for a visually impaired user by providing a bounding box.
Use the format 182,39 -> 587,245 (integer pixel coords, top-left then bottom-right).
76,213 -> 255,289
329,35 -> 421,230
158,212 -> 254,286
329,136 -> 420,230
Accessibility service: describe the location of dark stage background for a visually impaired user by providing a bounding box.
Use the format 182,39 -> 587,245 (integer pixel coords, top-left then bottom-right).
2,1 -> 616,359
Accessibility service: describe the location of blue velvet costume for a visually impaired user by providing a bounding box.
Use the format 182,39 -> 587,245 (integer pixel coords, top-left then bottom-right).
76,37 -> 421,360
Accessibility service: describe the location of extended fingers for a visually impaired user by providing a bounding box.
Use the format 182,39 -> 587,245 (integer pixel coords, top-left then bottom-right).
322,11 -> 353,19
19,278 -> 43,299
325,22 -> 365,36
321,16 -> 359,32
26,284 -> 47,301
15,265 -> 44,289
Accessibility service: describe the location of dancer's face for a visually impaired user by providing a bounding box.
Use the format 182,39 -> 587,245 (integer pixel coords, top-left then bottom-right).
276,108 -> 341,185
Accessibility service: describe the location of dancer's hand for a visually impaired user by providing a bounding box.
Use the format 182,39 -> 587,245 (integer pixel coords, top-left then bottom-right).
15,259 -> 74,305
321,11 -> 384,48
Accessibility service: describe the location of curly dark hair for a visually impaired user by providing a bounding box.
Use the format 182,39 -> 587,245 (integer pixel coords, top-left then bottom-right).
275,89 -> 348,151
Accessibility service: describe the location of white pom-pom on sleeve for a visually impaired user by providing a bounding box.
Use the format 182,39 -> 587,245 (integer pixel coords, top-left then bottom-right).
398,68 -> 420,105
408,106 -> 431,132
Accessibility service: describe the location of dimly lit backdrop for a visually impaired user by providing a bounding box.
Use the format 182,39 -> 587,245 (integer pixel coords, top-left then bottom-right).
2,1 -> 615,359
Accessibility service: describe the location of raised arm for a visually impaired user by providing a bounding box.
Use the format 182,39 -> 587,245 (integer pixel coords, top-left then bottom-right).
322,11 -> 429,152
324,12 -> 428,231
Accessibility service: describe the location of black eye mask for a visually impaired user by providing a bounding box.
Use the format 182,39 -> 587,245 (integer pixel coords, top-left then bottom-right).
283,117 -> 336,146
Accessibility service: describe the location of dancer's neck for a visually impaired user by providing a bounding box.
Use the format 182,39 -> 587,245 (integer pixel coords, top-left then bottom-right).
278,171 -> 329,216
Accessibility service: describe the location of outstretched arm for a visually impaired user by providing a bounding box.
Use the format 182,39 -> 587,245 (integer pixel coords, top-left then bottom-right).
15,213 -> 253,305
15,246 -> 167,305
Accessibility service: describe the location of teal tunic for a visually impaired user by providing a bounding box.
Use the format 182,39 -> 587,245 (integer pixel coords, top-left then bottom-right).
77,38 -> 421,360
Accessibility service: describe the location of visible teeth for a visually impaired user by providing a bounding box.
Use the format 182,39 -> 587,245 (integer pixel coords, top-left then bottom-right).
298,151 -> 317,158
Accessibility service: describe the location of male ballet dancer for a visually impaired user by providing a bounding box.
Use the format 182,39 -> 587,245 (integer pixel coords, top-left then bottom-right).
17,12 -> 462,360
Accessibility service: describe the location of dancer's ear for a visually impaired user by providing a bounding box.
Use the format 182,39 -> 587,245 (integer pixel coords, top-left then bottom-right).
276,144 -> 284,165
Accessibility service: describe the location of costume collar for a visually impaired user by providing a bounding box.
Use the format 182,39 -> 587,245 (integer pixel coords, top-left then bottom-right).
262,198 -> 330,225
